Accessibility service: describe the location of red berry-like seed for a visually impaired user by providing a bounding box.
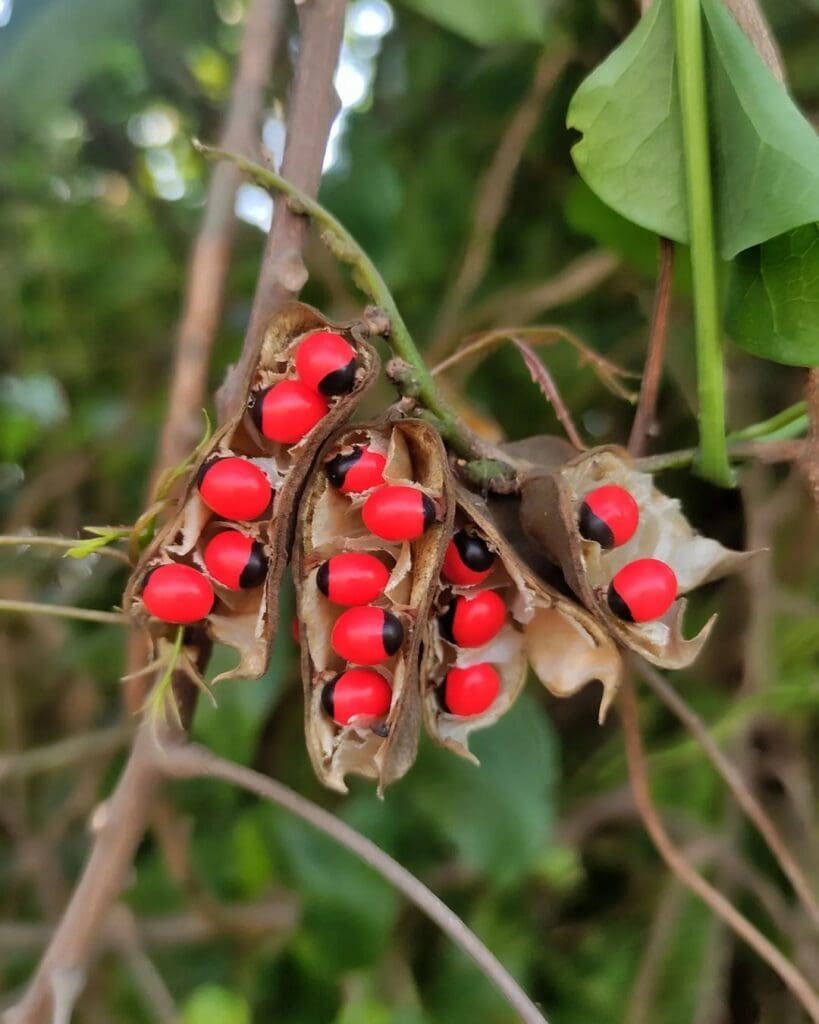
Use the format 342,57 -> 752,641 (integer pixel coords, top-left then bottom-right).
361,486 -> 436,542
295,330 -> 358,396
321,668 -> 392,725
331,606 -> 404,665
608,558 -> 677,623
197,457 -> 272,521
441,530 -> 495,585
316,552 -> 390,606
203,530 -> 268,590
250,380 -> 329,444
443,663 -> 500,717
440,589 -> 506,648
578,485 -> 639,549
325,445 -> 387,494
142,563 -> 214,624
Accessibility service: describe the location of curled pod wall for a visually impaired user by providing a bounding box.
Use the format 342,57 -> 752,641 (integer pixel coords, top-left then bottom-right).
520,445 -> 753,668
124,302 -> 381,684
421,483 -> 622,763
294,419 -> 453,793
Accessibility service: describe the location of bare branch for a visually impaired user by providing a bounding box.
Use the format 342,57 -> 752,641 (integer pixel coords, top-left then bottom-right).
628,237 -> 674,455
0,600 -> 126,627
0,724 -> 133,784
428,50 -> 569,356
633,658 -> 819,928
160,740 -> 551,1024
218,0 -> 348,419
511,337 -> 585,449
155,0 -> 285,474
618,678 -> 819,1023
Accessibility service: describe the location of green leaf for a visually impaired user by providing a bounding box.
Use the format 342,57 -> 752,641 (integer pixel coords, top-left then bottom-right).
182,985 -> 250,1024
726,224 -> 819,366
702,0 -> 819,257
397,0 -> 549,46
567,0 -> 819,257
64,527 -> 129,559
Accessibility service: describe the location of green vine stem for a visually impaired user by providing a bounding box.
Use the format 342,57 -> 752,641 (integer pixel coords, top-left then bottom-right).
196,143 -> 514,481
0,599 -> 127,626
674,0 -> 731,486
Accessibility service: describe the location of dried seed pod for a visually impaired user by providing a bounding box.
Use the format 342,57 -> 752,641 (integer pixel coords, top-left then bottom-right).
294,419 -> 453,793
124,302 -> 381,684
519,444 -> 752,668
421,482 -> 622,763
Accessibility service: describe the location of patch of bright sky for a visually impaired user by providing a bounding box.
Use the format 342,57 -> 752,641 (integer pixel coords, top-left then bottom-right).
0,0 -> 13,29
237,0 -> 395,230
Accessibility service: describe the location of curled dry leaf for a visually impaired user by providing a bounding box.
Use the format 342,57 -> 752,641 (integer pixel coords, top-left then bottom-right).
124,302 -> 381,686
421,482 -> 622,763
520,444 -> 753,668
294,419 -> 453,794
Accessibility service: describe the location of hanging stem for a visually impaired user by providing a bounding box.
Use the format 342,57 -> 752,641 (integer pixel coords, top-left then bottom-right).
674,0 -> 731,486
196,144 -> 513,480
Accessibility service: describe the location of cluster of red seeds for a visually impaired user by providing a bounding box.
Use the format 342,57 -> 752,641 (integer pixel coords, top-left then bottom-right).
437,529 -> 504,717
142,331 -> 360,625
315,445 -> 439,726
577,485 -> 677,622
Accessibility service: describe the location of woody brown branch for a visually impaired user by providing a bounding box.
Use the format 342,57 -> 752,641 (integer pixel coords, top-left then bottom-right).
4,4 -> 346,1019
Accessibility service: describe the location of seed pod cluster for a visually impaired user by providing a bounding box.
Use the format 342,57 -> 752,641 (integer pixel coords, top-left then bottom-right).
422,483 -> 622,762
124,303 -> 380,683
294,419 -> 452,793
520,445 -> 751,668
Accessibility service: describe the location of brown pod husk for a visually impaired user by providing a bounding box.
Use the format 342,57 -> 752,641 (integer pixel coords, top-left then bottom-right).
294,418 -> 453,794
124,302 -> 381,685
519,444 -> 753,668
421,482 -> 623,762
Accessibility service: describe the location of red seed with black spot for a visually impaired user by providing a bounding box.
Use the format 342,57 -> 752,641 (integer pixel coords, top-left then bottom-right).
325,445 -> 387,494
249,380 -> 328,444
579,485 -> 639,549
321,668 -> 392,725
316,552 -> 390,606
197,457 -> 272,521
439,589 -> 506,648
361,485 -> 436,542
331,606 -> 404,665
142,563 -> 214,624
203,530 -> 268,590
608,558 -> 677,623
442,529 -> 495,585
442,663 -> 500,717
295,330 -> 358,396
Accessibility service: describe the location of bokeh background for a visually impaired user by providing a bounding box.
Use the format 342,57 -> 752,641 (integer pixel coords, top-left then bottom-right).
1,1 -> 818,1022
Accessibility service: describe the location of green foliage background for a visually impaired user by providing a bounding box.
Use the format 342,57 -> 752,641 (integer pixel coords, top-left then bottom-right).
1,1 -> 818,1022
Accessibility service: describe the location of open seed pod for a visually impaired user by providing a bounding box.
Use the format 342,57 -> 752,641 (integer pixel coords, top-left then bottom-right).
124,302 -> 381,685
520,445 -> 752,668
421,482 -> 622,763
294,419 -> 453,794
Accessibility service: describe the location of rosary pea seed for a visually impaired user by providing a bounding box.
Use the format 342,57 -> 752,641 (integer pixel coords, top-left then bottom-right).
361,485 -> 435,542
443,663 -> 500,717
250,380 -> 329,444
608,557 -> 677,622
439,589 -> 507,648
203,530 -> 268,590
316,552 -> 391,606
325,445 -> 387,494
295,330 -> 358,396
321,668 -> 392,725
441,529 -> 495,585
330,606 -> 404,665
197,457 -> 272,521
143,563 -> 214,624
578,484 -> 639,549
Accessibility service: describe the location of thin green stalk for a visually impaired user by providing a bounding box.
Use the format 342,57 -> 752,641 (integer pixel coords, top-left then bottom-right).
727,401 -> 807,442
0,599 -> 127,626
674,0 -> 731,486
196,143 -> 500,469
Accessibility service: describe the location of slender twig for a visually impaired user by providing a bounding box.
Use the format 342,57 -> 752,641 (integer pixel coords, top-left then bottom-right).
674,0 -> 730,485
428,50 -> 569,358
0,535 -> 130,565
0,600 -> 126,627
160,740 -> 550,1024
801,368 -> 819,514
511,336 -> 586,449
199,145 -> 506,473
0,724 -> 133,783
628,237 -> 674,455
155,0 -> 284,475
636,438 -> 805,473
729,401 -> 807,442
634,659 -> 819,929
619,678 -> 819,1022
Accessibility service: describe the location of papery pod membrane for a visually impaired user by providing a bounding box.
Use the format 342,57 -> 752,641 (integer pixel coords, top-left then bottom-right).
294,418 -> 453,794
124,302 -> 381,684
520,444 -> 752,668
421,482 -> 622,763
